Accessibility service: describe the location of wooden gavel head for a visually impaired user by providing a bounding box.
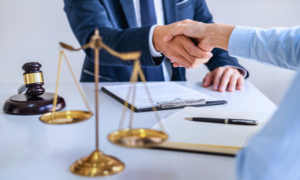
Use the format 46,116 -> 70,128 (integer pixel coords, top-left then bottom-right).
22,62 -> 45,96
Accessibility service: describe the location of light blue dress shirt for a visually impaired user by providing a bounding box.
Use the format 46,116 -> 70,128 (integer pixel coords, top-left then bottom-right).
228,26 -> 300,180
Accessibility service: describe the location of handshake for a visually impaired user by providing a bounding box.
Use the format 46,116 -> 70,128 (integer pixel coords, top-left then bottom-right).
153,19 -> 234,69
153,20 -> 242,92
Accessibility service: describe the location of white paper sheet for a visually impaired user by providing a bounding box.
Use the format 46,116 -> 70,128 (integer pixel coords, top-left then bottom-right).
152,107 -> 273,147
103,82 -> 220,109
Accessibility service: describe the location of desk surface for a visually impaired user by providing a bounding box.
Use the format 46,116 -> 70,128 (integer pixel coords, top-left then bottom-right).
0,81 -> 277,180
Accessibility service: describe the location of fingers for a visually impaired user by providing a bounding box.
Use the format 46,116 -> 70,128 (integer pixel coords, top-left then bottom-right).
228,73 -> 238,92
174,55 -> 192,69
203,72 -> 213,87
169,54 -> 192,69
171,57 -> 210,69
227,70 -> 244,91
210,67 -> 244,92
218,68 -> 235,92
199,67 -> 245,92
181,37 -> 213,62
172,62 -> 181,67
213,67 -> 225,91
171,61 -> 191,68
237,76 -> 244,90
165,34 -> 213,69
171,60 -> 186,68
171,36 -> 212,69
179,47 -> 207,69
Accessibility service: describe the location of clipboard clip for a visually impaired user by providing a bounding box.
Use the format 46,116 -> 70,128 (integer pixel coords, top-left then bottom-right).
157,98 -> 206,109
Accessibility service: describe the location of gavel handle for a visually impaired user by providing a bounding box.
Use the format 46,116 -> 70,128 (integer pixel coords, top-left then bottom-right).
18,84 -> 27,94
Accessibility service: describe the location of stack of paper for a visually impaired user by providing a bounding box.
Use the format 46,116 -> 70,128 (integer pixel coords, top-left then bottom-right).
152,107 -> 273,155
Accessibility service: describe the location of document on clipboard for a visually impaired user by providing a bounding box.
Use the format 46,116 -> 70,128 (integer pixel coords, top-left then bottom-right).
101,82 -> 227,112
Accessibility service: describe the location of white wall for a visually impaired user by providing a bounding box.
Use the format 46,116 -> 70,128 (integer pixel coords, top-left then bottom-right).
0,0 -> 298,105
0,0 -> 84,84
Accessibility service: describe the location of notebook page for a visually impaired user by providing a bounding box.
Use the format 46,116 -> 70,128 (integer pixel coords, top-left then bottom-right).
103,82 -> 220,109
152,107 -> 273,147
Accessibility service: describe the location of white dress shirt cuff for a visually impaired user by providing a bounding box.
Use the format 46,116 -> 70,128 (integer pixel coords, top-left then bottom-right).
223,65 -> 247,78
149,25 -> 163,57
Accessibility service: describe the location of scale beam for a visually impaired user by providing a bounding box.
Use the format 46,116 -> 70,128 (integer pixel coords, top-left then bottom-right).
39,29 -> 167,177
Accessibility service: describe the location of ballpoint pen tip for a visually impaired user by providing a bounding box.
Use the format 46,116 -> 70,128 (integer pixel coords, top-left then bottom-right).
184,118 -> 193,121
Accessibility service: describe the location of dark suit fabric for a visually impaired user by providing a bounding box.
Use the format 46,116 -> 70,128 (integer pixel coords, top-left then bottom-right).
63,0 -> 249,82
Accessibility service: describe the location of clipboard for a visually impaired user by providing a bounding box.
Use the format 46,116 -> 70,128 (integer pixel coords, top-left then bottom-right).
101,87 -> 227,112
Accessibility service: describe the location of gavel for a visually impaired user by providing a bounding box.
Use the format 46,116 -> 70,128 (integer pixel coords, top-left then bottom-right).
18,62 -> 45,96
4,62 -> 66,115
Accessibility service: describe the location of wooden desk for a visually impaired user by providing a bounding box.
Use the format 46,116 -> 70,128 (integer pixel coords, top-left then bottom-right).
0,81 -> 276,180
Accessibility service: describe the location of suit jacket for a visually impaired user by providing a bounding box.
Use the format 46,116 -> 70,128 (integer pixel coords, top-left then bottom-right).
63,0 -> 249,82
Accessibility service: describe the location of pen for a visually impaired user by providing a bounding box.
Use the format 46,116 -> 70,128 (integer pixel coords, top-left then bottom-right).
184,117 -> 258,125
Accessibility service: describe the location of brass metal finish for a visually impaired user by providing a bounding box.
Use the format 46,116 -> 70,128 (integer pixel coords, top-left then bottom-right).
39,50 -> 92,125
70,150 -> 124,177
40,111 -> 93,124
59,42 -> 91,52
92,31 -> 100,151
40,29 -> 167,177
23,72 -> 44,85
101,43 -> 141,60
108,59 -> 168,148
108,129 -> 168,148
118,61 -> 165,131
57,29 -> 130,177
59,35 -> 141,61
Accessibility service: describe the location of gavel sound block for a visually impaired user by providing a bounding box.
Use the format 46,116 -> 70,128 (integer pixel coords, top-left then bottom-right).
3,62 -> 66,115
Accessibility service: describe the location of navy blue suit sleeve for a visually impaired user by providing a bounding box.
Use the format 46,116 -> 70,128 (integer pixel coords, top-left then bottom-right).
63,0 -> 162,67
193,0 -> 249,78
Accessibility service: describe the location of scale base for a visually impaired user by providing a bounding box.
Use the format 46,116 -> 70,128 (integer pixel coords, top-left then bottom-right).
70,150 -> 124,177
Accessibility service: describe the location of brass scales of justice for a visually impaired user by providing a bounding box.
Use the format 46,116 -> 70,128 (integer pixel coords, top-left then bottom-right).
39,29 -> 168,177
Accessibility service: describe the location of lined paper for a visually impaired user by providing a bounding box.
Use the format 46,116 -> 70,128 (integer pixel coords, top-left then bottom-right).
152,107 -> 273,147
103,82 -> 220,109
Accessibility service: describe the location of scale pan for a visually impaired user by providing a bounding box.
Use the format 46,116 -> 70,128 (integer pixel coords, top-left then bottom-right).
108,128 -> 168,148
39,110 -> 93,124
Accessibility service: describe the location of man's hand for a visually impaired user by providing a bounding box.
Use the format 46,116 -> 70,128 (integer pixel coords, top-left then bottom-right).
153,25 -> 213,69
163,20 -> 235,51
162,20 -> 244,92
203,67 -> 244,92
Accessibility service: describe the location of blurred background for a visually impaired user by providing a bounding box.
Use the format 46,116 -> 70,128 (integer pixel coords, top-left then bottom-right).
0,0 -> 298,105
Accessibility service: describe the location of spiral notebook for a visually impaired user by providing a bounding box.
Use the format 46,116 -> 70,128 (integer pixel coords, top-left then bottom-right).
101,82 -> 227,112
152,107 -> 273,155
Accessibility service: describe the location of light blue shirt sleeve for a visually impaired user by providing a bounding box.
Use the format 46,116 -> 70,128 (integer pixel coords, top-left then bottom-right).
236,71 -> 300,180
228,26 -> 300,70
228,26 -> 300,180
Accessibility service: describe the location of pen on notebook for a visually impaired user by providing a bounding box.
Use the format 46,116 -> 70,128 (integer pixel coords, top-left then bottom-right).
184,117 -> 258,125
